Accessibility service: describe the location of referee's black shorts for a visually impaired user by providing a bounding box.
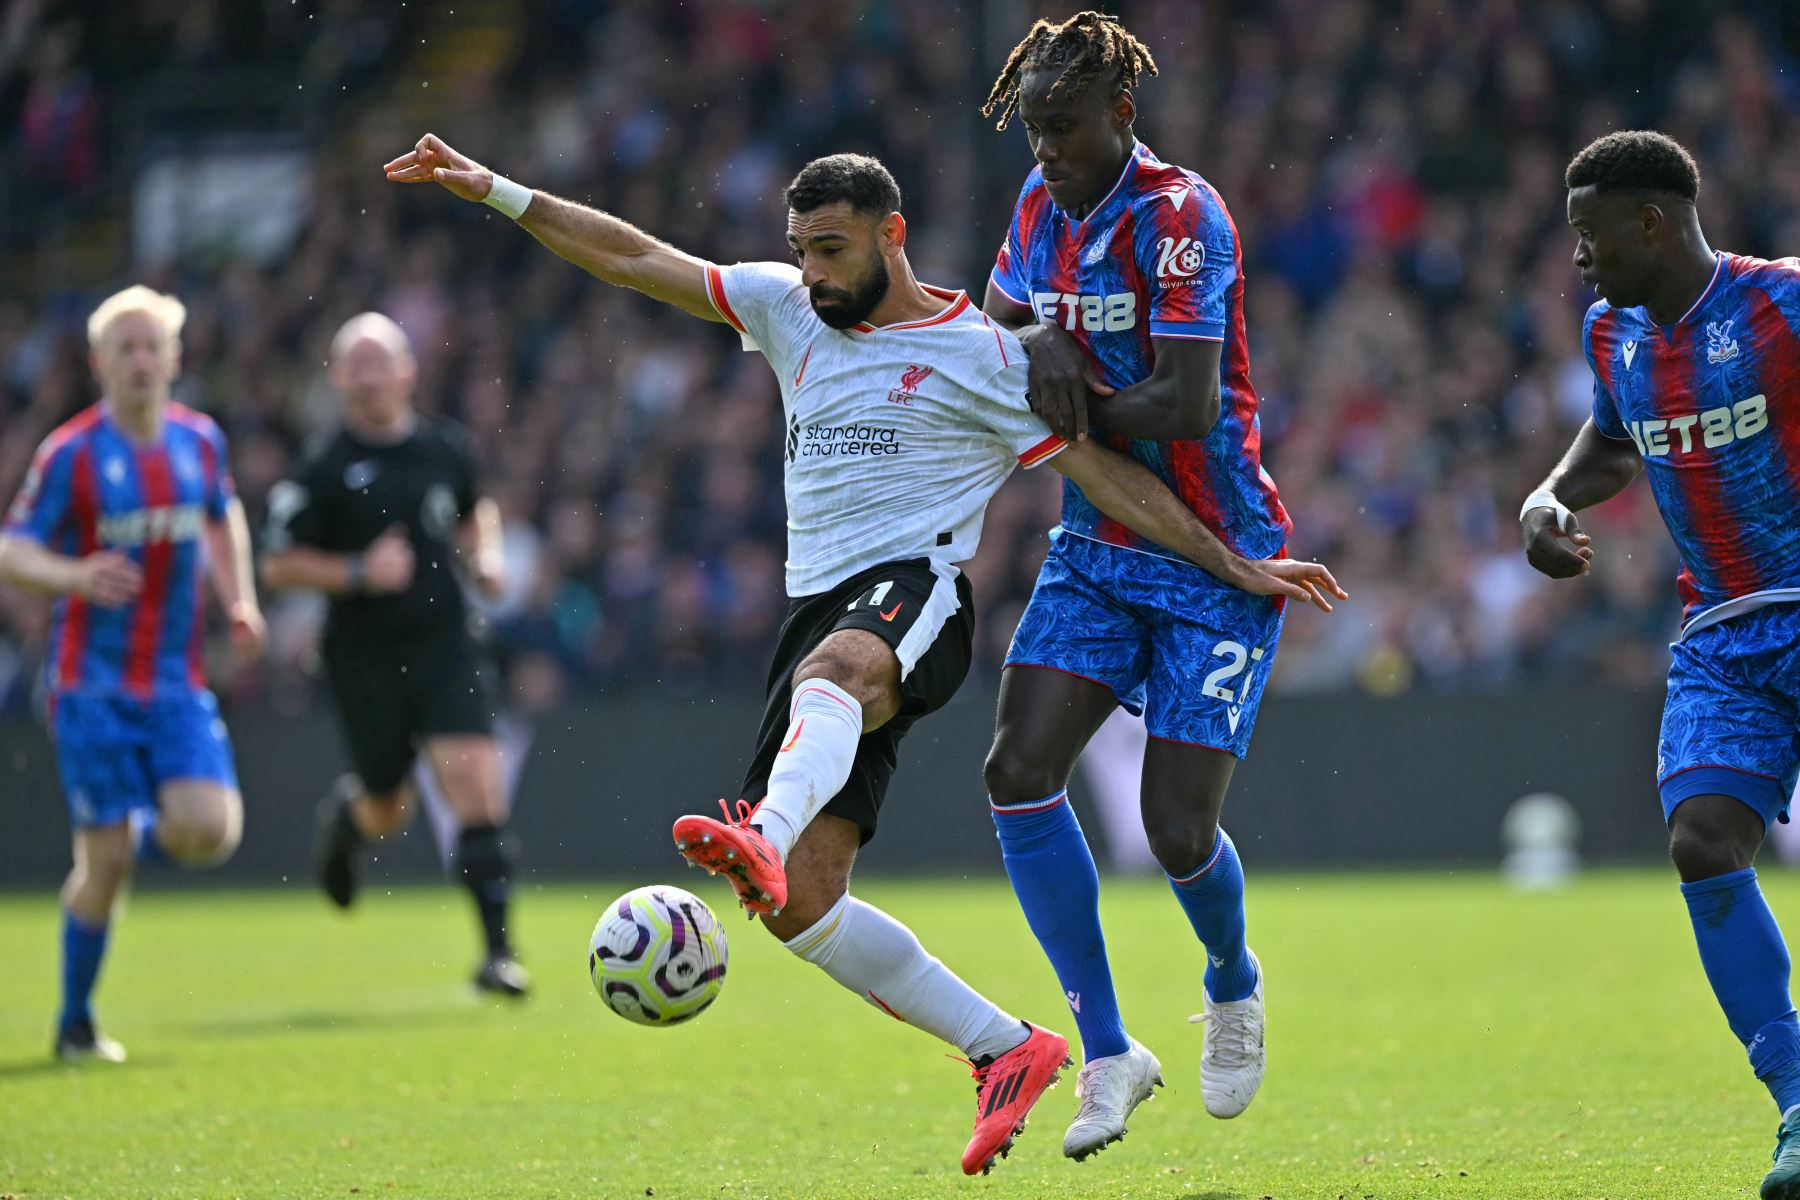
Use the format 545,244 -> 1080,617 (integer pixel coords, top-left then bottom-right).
321,622 -> 498,796
738,557 -> 975,845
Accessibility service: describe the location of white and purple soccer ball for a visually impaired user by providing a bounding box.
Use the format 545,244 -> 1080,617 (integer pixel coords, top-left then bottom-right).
588,885 -> 729,1027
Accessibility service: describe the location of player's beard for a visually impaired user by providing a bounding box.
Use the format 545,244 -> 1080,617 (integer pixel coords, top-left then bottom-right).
809,250 -> 890,330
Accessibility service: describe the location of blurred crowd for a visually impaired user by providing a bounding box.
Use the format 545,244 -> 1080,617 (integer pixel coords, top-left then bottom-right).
3,0 -> 1799,716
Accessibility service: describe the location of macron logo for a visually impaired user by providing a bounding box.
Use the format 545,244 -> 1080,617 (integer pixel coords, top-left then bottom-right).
1622,340 -> 1637,369
1149,181 -> 1193,211
1066,990 -> 1082,1014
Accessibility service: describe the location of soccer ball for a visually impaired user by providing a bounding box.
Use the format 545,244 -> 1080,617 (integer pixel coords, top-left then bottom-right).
589,885 -> 729,1026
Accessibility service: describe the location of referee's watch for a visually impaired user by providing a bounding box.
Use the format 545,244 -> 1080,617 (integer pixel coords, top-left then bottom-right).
345,554 -> 368,596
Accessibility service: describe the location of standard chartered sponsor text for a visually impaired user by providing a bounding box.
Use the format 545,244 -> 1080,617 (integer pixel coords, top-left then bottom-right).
799,421 -> 903,457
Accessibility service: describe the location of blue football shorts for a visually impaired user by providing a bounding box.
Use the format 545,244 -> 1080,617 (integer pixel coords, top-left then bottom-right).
1659,602 -> 1800,827
1004,528 -> 1286,756
51,690 -> 239,829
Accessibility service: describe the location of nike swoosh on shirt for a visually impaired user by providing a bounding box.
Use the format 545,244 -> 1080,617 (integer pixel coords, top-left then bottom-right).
879,602 -> 903,622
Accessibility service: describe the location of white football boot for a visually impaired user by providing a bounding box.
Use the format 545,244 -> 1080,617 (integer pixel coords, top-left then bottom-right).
1191,948 -> 1264,1118
1061,1038 -> 1163,1160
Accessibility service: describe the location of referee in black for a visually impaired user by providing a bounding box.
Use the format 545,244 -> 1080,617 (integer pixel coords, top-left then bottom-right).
261,312 -> 527,997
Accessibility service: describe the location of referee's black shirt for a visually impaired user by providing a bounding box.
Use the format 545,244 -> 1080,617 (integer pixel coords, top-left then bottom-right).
265,418 -> 480,650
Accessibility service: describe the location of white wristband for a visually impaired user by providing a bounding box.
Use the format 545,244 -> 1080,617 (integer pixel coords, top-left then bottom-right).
1520,488 -> 1574,532
483,173 -> 533,221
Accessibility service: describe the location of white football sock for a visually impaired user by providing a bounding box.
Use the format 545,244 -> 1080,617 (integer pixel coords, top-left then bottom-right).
755,678 -> 863,860
783,892 -> 1026,1061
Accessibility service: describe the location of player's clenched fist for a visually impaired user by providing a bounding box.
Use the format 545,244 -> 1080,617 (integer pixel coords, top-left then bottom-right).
1020,322 -> 1113,442
76,551 -> 143,607
1520,506 -> 1594,579
469,548 -> 506,601
383,133 -> 493,202
360,526 -> 416,594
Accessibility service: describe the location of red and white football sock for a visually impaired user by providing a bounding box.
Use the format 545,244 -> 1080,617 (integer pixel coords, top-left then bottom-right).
755,678 -> 863,860
783,892 -> 1026,1062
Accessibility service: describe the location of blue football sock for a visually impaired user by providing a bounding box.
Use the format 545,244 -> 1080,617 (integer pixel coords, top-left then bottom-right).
1682,867 -> 1800,1112
59,910 -> 110,1032
1168,827 -> 1258,1003
991,790 -> 1130,1062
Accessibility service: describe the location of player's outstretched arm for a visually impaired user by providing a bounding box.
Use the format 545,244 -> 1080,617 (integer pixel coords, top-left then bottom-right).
384,134 -> 722,322
1049,440 -> 1347,611
0,534 -> 141,606
1520,419 -> 1643,579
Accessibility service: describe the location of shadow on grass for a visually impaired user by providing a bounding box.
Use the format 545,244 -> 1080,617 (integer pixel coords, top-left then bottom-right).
185,1003 -> 483,1039
0,1052 -> 172,1080
0,1000 -> 491,1076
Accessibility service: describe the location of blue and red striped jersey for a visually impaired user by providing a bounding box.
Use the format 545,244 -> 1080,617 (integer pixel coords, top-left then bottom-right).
991,140 -> 1290,562
1586,252 -> 1800,633
4,402 -> 233,696
1587,252 -> 1800,634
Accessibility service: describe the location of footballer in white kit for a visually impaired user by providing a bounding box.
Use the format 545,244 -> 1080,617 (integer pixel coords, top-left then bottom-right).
386,136 -> 1341,1175
695,245 -> 1335,880
704,258 -> 1068,838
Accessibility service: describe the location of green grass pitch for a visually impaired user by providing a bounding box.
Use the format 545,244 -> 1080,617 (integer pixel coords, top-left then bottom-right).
0,869 -> 1788,1198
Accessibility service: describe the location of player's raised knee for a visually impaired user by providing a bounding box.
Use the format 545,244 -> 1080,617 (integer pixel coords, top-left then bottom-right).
982,742 -> 1064,807
163,825 -> 238,867
1667,794 -> 1763,881
162,799 -> 243,866
790,631 -> 899,724
790,655 -> 878,715
791,654 -> 848,688
188,807 -> 242,865
1145,817 -> 1219,879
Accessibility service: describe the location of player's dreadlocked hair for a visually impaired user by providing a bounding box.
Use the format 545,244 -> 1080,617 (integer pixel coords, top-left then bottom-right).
1565,130 -> 1700,202
981,10 -> 1158,131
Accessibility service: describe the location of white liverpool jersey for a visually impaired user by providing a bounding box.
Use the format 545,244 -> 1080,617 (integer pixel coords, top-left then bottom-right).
705,261 -> 1065,596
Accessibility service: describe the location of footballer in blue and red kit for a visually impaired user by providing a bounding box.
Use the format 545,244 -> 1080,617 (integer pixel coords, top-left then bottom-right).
1585,251 -> 1800,826
1530,131 -> 1800,1195
991,140 -> 1292,755
975,14 -> 1322,1155
3,288 -> 261,1063
6,402 -> 241,827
